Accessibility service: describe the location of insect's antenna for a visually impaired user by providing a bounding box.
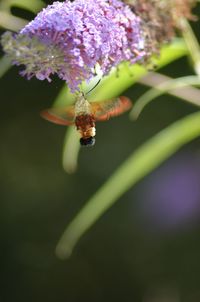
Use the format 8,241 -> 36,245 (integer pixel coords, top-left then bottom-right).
86,78 -> 101,95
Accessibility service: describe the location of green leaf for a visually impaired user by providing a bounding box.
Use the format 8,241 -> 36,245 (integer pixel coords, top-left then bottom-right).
56,110 -> 200,259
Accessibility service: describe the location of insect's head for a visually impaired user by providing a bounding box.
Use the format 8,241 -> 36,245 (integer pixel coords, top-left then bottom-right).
80,136 -> 95,147
79,78 -> 101,99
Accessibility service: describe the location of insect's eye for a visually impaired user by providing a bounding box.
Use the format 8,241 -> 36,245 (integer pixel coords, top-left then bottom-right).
80,137 -> 95,147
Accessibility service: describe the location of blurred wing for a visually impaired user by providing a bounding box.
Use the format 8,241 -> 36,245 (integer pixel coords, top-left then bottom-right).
91,96 -> 132,121
40,106 -> 75,125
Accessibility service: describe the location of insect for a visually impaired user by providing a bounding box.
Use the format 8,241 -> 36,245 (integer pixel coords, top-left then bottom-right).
41,92 -> 132,146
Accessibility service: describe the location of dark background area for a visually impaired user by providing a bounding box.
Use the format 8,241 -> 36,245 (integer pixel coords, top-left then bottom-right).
1,2 -> 200,301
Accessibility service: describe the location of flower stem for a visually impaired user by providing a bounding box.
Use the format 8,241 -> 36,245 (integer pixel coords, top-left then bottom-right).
56,111 -> 200,259
0,11 -> 27,31
179,18 -> 200,75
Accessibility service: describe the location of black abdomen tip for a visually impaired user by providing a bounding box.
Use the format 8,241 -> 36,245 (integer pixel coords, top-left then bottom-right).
80,136 -> 95,147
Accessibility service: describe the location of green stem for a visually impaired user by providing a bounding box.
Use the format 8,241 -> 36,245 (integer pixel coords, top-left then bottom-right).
0,11 -> 28,31
130,74 -> 200,119
56,110 -> 200,259
62,127 -> 80,174
180,19 -> 200,75
0,55 -> 11,78
0,0 -> 44,14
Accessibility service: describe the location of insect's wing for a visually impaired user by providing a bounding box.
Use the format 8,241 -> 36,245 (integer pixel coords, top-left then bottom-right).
91,96 -> 132,121
41,106 -> 75,125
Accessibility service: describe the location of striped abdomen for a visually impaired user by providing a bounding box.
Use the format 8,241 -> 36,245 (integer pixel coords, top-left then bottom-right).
75,114 -> 96,146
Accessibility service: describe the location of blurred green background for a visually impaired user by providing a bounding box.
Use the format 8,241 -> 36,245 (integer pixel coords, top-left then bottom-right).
1,1 -> 200,301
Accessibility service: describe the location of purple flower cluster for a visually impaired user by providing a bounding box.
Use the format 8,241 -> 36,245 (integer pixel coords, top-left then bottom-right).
2,0 -> 145,91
